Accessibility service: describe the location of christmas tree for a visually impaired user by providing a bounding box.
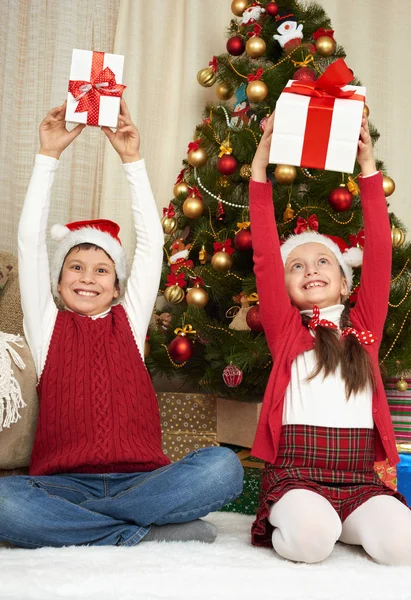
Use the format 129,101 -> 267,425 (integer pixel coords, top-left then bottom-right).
146,0 -> 410,399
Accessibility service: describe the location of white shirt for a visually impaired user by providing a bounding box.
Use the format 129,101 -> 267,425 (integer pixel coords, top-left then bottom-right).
18,154 -> 164,377
282,304 -> 374,428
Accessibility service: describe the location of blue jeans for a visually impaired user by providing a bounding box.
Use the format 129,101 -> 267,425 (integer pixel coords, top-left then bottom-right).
0,447 -> 243,548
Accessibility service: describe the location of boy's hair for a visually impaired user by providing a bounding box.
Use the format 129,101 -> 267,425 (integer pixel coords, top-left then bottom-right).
59,243 -> 119,288
302,305 -> 376,398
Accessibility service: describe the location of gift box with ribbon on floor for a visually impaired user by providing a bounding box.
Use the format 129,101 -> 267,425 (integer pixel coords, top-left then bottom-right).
66,49 -> 126,128
269,59 -> 366,174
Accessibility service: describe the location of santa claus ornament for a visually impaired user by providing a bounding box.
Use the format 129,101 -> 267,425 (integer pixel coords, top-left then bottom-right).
241,2 -> 265,25
273,9 -> 304,52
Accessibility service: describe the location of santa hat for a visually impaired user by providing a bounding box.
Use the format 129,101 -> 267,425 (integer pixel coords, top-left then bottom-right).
280,231 -> 363,292
50,219 -> 127,299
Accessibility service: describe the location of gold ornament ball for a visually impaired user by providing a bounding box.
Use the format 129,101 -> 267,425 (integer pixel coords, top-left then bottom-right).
391,225 -> 406,248
164,284 -> 185,304
363,104 -> 370,117
183,195 -> 204,219
215,82 -> 234,101
246,80 -> 268,103
231,0 -> 248,16
161,215 -> 177,235
187,147 -> 208,168
239,164 -> 252,180
186,285 -> 209,308
397,377 -> 408,392
197,67 -> 216,88
211,250 -> 233,271
173,181 -> 189,199
144,339 -> 150,358
382,175 -> 396,197
274,164 -> 297,185
246,36 -> 267,58
315,36 -> 336,57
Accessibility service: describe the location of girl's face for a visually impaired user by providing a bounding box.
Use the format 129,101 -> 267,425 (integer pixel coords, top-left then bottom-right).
284,242 -> 348,310
57,247 -> 120,316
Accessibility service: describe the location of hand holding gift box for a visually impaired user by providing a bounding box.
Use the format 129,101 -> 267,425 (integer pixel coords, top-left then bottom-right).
66,49 -> 126,128
269,59 -> 366,173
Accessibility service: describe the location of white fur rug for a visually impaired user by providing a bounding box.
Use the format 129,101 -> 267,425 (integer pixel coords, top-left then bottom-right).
1,512 -> 410,600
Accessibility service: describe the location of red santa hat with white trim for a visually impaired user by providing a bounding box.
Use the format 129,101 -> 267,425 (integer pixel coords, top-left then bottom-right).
280,231 -> 363,293
50,219 -> 127,299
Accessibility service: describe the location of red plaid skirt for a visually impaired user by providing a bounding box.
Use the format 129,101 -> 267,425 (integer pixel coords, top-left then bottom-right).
251,424 -> 407,548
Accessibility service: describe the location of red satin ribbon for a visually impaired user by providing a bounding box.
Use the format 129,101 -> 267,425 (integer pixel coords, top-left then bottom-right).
187,141 -> 201,152
248,68 -> 264,82
313,28 -> 335,40
283,59 -> 365,170
166,272 -> 186,287
308,305 -> 376,345
68,52 -> 126,126
209,56 -> 218,72
192,276 -> 205,286
163,203 -> 175,218
189,186 -> 202,199
213,239 -> 234,255
349,229 -> 365,248
175,169 -> 185,184
247,24 -> 262,37
294,214 -> 319,234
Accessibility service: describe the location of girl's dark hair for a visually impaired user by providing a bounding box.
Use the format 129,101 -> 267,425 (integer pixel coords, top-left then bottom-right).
59,243 -> 119,286
302,304 -> 376,399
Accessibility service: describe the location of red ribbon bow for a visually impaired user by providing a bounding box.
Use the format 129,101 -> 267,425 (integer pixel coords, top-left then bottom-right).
248,68 -> 264,82
287,59 -> 358,100
192,276 -> 205,286
209,56 -> 218,72
313,28 -> 335,41
175,169 -> 185,184
341,327 -> 376,345
349,229 -> 365,249
187,140 -> 201,153
247,24 -> 262,38
163,203 -> 175,218
189,185 -> 202,199
294,214 -> 319,234
308,306 -> 338,332
213,239 -> 234,256
308,305 -> 376,345
166,272 -> 186,288
68,52 -> 126,126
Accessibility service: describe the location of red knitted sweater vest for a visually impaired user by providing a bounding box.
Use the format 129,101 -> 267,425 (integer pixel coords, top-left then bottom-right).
30,305 -> 170,476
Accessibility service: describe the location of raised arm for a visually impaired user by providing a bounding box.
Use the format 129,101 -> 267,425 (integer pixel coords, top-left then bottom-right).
250,113 -> 297,352
18,105 -> 85,376
102,100 -> 163,358
351,116 -> 391,339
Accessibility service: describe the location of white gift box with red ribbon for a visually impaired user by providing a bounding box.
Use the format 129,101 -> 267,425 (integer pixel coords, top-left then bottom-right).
269,59 -> 366,174
66,49 -> 125,128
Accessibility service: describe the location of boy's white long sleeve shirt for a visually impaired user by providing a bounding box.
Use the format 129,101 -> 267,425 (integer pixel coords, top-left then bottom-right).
18,154 -> 164,377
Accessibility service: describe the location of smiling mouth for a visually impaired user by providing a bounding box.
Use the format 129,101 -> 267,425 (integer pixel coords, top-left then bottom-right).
303,281 -> 326,290
74,290 -> 99,297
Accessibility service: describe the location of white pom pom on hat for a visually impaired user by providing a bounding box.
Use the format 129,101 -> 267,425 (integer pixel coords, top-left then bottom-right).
280,230 -> 363,292
50,219 -> 127,299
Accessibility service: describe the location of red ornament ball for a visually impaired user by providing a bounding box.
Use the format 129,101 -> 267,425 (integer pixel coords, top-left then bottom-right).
328,186 -> 353,212
284,38 -> 302,53
223,364 -> 243,388
217,154 -> 238,175
293,67 -> 317,82
169,336 -> 193,363
265,1 -> 279,16
226,36 -> 245,56
234,229 -> 253,252
246,305 -> 264,332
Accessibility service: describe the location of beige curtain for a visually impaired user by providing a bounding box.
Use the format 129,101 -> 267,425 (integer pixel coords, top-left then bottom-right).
0,0 -> 120,253
0,0 -> 410,259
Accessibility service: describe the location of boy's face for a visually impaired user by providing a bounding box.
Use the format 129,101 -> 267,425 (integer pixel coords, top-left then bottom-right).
284,242 -> 348,311
57,247 -> 120,316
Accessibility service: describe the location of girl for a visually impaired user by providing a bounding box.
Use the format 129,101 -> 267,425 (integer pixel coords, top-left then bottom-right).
0,100 -> 243,548
248,112 -> 411,565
